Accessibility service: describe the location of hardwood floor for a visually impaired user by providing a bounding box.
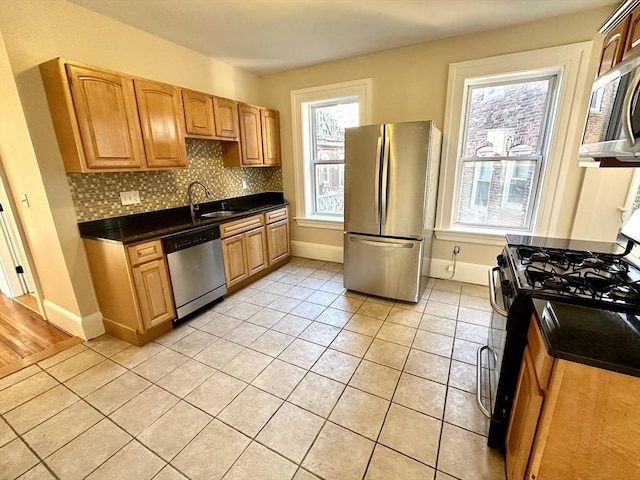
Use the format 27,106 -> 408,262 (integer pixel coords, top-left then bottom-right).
0,293 -> 80,377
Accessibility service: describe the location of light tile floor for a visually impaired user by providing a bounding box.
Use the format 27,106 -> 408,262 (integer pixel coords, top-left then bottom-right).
0,257 -> 506,480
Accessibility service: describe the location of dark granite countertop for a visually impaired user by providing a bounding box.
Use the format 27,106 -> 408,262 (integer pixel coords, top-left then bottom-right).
533,298 -> 640,378
78,192 -> 287,244
506,234 -> 625,254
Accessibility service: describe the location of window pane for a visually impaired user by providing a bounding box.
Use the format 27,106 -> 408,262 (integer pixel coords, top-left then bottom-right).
463,79 -> 551,157
315,163 -> 345,215
312,102 -> 359,161
457,160 -> 537,228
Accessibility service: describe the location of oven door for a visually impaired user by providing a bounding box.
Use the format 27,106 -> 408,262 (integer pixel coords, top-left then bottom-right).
477,266 -> 509,420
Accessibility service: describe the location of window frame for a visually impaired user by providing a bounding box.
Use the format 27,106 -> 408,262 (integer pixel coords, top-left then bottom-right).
435,42 -> 593,245
453,73 -> 559,230
291,79 -> 372,230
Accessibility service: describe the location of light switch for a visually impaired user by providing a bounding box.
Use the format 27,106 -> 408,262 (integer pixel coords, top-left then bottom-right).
120,190 -> 141,205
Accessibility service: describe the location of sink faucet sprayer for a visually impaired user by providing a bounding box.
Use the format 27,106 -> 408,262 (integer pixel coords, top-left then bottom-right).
187,180 -> 211,222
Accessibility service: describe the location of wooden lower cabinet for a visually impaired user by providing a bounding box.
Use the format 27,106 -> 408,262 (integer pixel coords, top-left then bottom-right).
222,234 -> 249,287
267,219 -> 290,263
220,207 -> 290,293
83,238 -> 175,345
246,227 -> 268,275
222,226 -> 268,288
506,346 -> 544,480
132,258 -> 174,330
506,319 -> 640,479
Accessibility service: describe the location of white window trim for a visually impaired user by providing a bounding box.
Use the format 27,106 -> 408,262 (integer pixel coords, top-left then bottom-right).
435,41 -> 593,245
291,79 -> 372,230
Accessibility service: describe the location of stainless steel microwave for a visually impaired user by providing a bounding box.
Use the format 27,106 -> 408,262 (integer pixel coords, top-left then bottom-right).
580,53 -> 640,162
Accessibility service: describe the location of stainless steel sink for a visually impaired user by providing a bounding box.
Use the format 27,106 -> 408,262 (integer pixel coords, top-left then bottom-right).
200,210 -> 241,218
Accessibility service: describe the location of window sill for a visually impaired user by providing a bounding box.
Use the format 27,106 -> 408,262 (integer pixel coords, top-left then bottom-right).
435,228 -> 516,246
295,216 -> 344,231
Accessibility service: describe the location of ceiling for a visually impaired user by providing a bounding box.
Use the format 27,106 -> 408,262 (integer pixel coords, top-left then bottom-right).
69,0 -> 618,76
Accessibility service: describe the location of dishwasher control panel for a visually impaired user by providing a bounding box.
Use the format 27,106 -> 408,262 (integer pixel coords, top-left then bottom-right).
162,224 -> 221,254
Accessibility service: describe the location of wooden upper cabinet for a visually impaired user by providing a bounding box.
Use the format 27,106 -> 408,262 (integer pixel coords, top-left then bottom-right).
598,16 -> 631,76
182,89 -> 215,137
214,97 -> 240,139
624,6 -> 640,59
238,103 -> 264,166
40,59 -> 146,172
224,103 -> 282,167
135,79 -> 187,168
261,109 -> 281,166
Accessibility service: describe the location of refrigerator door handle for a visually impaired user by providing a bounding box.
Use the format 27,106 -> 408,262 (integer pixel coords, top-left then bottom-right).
349,237 -> 414,248
374,136 -> 383,226
380,136 -> 391,225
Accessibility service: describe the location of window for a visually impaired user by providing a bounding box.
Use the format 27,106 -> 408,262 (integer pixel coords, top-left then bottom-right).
436,42 -> 592,244
291,79 -> 371,229
455,75 -> 557,230
309,101 -> 359,216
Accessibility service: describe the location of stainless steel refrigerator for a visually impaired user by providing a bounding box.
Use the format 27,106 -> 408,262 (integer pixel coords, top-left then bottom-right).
343,121 -> 441,302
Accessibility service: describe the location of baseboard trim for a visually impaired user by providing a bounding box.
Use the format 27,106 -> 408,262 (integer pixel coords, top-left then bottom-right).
291,241 -> 343,263
428,258 -> 491,285
42,300 -> 105,340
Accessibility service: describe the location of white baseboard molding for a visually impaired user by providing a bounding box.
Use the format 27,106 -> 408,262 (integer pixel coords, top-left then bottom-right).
291,241 -> 344,263
43,300 -> 105,340
427,258 -> 491,286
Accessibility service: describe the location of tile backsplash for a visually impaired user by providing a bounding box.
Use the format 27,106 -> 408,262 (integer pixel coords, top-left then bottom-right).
68,139 -> 283,222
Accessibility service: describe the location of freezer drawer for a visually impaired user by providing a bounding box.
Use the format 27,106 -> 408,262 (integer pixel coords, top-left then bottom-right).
344,233 -> 424,302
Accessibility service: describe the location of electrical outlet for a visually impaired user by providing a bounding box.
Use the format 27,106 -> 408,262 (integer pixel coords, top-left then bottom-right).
447,265 -> 455,272
453,245 -> 460,255
242,179 -> 248,190
120,190 -> 141,206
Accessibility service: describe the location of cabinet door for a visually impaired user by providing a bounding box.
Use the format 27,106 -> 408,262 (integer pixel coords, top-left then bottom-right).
214,97 -> 239,139
506,346 -> 544,480
182,89 -> 214,136
598,17 -> 630,76
238,103 -> 263,166
222,234 -> 249,287
266,219 -> 290,264
66,65 -> 144,170
135,79 -> 187,168
132,259 -> 175,331
245,227 -> 268,275
624,7 -> 640,59
261,108 -> 281,166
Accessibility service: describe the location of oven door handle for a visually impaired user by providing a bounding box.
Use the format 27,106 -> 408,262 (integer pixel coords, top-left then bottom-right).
488,266 -> 508,317
476,345 -> 492,419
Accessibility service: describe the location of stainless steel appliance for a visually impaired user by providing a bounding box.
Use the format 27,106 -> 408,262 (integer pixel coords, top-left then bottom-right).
580,52 -> 640,162
480,224 -> 640,452
343,121 -> 441,302
162,224 -> 227,322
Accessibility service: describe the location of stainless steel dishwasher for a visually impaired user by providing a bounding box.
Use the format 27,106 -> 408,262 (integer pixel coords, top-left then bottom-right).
162,224 -> 227,322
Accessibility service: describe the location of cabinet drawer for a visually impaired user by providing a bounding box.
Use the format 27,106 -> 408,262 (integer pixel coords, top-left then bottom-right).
528,316 -> 554,391
128,240 -> 163,266
220,214 -> 264,238
265,207 -> 288,224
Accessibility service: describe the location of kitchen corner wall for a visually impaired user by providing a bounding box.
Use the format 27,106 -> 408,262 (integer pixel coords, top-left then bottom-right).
68,139 -> 283,222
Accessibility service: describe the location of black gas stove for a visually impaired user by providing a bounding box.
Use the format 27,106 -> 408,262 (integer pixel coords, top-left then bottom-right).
482,231 -> 640,453
502,237 -> 640,314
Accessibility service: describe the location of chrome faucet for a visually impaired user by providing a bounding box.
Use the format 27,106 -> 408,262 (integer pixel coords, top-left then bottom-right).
187,180 -> 211,222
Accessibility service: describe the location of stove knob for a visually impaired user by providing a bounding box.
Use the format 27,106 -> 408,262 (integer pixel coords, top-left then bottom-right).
501,280 -> 513,296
